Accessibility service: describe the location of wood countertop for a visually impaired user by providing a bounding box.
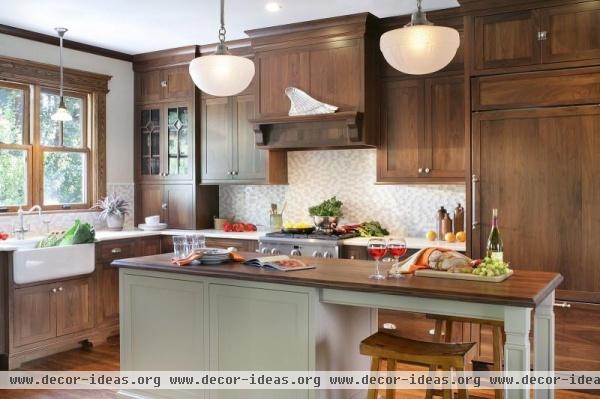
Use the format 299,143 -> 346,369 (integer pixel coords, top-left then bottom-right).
112,253 -> 563,308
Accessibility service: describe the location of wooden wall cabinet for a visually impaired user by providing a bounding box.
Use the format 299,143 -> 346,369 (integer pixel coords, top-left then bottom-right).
136,184 -> 203,229
135,66 -> 194,104
201,94 -> 287,184
378,75 -> 465,184
473,2 -> 600,73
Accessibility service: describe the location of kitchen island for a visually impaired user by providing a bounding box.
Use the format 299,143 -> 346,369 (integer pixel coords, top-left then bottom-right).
113,254 -> 562,399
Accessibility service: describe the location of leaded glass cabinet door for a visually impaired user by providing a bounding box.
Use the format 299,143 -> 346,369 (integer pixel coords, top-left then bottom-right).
164,103 -> 192,181
139,106 -> 163,180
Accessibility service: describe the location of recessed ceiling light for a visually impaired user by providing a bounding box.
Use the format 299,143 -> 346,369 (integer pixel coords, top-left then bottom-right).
265,2 -> 282,12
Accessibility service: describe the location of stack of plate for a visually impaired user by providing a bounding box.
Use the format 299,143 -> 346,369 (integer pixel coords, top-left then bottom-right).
199,248 -> 231,265
138,223 -> 167,231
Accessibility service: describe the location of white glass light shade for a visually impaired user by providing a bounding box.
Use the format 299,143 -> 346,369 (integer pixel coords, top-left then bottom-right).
51,106 -> 72,122
380,25 -> 460,75
189,54 -> 255,97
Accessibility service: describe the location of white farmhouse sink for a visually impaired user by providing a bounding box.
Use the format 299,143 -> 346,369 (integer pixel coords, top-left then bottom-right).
12,243 -> 95,284
0,238 -> 40,250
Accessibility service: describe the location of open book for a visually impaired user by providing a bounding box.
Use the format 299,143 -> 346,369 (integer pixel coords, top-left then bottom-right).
244,255 -> 316,272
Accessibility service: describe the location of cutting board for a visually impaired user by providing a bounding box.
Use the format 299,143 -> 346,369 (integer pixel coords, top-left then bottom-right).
414,269 -> 513,283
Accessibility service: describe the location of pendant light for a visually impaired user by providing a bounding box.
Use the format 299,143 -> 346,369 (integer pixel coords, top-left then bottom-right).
51,27 -> 72,122
189,0 -> 255,97
380,0 -> 460,75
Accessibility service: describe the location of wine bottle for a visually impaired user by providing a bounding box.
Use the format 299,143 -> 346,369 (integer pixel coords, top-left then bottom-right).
486,208 -> 504,261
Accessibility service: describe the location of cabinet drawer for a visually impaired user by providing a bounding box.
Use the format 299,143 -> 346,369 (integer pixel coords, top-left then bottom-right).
139,236 -> 162,256
96,240 -> 138,263
473,67 -> 600,111
205,238 -> 257,253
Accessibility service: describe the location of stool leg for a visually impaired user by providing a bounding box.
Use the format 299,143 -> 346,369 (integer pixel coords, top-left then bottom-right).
386,359 -> 396,399
426,320 -> 445,399
368,357 -> 380,399
492,326 -> 504,399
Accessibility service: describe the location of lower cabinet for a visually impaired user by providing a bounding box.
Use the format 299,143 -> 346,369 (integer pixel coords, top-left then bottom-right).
96,262 -> 119,327
56,277 -> 95,337
136,184 -> 195,229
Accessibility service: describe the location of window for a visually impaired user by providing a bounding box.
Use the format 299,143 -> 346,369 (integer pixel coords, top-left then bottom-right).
0,81 -> 93,211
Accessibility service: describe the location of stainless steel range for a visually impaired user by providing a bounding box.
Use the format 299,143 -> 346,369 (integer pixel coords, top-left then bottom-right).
259,232 -> 355,258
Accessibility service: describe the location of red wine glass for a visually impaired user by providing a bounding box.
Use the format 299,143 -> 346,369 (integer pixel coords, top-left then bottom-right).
387,237 -> 407,278
367,238 -> 388,280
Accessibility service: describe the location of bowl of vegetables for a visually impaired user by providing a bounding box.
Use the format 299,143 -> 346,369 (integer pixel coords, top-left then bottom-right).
308,196 -> 343,233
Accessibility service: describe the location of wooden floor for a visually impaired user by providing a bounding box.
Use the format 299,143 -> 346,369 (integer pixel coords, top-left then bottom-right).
0,338 -> 597,399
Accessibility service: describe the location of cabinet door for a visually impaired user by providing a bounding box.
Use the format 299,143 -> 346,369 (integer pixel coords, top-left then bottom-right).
233,95 -> 266,181
474,11 -> 541,70
256,50 -> 310,116
56,277 -> 94,336
96,263 -> 119,327
201,97 -> 233,181
163,185 -> 194,229
377,79 -> 423,182
13,283 -> 57,347
135,70 -> 162,103
136,184 -> 164,225
472,106 -> 600,302
139,236 -> 162,256
204,238 -> 257,253
423,75 -> 465,180
137,106 -> 163,181
164,103 -> 193,181
541,2 -> 600,64
162,66 -> 194,99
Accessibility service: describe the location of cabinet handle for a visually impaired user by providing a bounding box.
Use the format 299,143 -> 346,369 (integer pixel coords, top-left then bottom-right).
111,248 -> 122,254
161,203 -> 168,210
418,168 -> 423,173
51,288 -> 57,293
233,171 -> 238,176
472,174 -> 480,229
425,168 -> 430,174
58,287 -> 63,292
554,301 -> 571,308
160,80 -> 168,87
537,31 -> 548,41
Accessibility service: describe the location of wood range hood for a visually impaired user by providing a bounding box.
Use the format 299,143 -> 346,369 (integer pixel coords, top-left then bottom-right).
246,13 -> 380,150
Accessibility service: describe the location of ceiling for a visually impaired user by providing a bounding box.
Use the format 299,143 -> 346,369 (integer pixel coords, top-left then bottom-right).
0,0 -> 459,55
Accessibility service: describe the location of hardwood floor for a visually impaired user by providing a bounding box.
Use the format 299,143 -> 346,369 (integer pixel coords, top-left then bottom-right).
0,338 -> 596,399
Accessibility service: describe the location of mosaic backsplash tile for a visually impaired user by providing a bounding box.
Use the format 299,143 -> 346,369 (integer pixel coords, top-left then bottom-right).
0,183 -> 135,235
219,149 -> 466,237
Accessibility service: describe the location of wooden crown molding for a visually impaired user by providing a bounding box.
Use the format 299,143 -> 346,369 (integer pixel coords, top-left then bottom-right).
132,45 -> 199,70
0,24 -> 133,62
0,55 -> 111,93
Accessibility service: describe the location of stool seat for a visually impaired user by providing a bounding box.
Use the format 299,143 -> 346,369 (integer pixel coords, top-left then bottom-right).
361,331 -> 477,370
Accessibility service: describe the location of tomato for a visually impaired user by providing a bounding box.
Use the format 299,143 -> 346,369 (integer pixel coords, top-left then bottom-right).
222,223 -> 233,232
243,223 -> 257,232
0,232 -> 8,240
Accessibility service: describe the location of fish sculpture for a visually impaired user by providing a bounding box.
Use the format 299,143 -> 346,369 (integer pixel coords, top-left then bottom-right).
285,87 -> 339,116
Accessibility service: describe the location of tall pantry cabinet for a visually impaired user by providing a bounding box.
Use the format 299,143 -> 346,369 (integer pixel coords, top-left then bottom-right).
133,46 -> 218,229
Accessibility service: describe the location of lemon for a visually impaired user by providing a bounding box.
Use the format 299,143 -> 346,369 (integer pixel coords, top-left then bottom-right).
455,231 -> 466,242
445,232 -> 456,242
426,230 -> 437,241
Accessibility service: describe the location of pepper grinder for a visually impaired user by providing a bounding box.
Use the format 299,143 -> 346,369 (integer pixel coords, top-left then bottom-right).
436,206 -> 447,239
453,203 -> 465,233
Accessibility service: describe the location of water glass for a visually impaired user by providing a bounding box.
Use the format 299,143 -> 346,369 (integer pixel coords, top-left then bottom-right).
173,236 -> 191,259
188,234 -> 206,250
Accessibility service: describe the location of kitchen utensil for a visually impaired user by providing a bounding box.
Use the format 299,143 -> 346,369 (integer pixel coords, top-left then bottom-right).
312,216 -> 338,233
415,269 -> 513,282
270,214 -> 283,230
281,227 -> 316,234
271,203 -> 278,215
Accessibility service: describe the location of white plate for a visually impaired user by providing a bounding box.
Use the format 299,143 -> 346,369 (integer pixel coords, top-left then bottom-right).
199,248 -> 231,255
138,223 -> 167,231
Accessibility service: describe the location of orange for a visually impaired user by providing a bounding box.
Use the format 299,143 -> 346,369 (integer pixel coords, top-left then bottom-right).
445,232 -> 456,242
425,230 -> 437,241
455,231 -> 466,242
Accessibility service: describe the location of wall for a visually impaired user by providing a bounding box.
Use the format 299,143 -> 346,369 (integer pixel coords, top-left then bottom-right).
220,149 -> 466,237
0,33 -> 135,232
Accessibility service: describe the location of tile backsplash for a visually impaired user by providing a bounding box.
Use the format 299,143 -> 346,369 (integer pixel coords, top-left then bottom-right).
219,149 -> 466,237
0,183 -> 135,235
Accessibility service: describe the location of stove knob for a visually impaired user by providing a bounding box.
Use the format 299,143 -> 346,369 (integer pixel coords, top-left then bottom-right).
312,251 -> 323,258
291,249 -> 301,256
260,247 -> 270,254
323,251 -> 333,259
271,248 -> 281,255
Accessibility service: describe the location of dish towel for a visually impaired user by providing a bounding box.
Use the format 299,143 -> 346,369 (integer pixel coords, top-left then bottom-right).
389,247 -> 472,275
172,251 -> 245,267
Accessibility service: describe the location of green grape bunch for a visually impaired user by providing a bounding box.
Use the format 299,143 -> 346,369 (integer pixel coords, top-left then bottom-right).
470,257 -> 511,277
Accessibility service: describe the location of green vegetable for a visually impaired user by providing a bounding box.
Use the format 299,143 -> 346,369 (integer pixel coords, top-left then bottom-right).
356,221 -> 389,237
36,219 -> 96,248
37,232 -> 64,248
308,196 -> 343,217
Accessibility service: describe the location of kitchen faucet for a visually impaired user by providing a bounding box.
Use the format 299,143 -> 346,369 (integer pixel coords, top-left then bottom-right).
14,205 -> 42,240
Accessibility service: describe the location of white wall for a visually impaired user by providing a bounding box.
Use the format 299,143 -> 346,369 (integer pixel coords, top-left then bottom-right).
0,33 -> 134,184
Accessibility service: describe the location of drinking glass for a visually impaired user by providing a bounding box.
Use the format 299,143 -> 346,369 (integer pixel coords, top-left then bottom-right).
173,236 -> 191,259
367,238 -> 388,280
188,234 -> 206,250
387,237 -> 408,278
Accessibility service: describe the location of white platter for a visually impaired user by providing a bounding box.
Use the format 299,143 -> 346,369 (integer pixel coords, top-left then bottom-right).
414,269 -> 514,283
138,223 -> 167,231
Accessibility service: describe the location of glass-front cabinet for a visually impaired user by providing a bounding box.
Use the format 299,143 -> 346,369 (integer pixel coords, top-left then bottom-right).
137,102 -> 192,182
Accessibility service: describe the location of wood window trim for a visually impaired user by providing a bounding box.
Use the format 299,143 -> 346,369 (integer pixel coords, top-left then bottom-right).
0,55 -> 110,212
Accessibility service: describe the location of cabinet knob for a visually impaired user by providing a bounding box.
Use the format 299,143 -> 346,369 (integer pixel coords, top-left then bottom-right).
350,256 -> 356,260
425,168 -> 431,174
111,247 -> 122,254
537,31 -> 548,41
161,203 -> 168,210
160,80 -> 168,87
51,288 -> 57,293
58,287 -> 63,292
418,168 -> 423,173
233,171 -> 238,176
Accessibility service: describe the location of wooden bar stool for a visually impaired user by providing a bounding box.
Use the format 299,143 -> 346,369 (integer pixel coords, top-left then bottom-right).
360,331 -> 477,399
426,315 -> 505,399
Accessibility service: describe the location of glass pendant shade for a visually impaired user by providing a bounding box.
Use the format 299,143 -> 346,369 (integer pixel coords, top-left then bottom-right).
189,54 -> 255,97
51,100 -> 72,122
380,24 -> 459,75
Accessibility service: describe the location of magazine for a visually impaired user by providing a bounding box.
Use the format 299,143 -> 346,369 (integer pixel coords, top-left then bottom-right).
244,255 -> 316,272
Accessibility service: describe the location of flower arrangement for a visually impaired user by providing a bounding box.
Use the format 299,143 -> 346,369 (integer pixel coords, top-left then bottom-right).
95,193 -> 130,219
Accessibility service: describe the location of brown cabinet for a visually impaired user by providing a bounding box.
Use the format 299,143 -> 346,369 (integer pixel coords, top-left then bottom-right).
56,277 -> 94,337
473,2 -> 600,73
135,184 -> 195,229
204,238 -> 258,253
341,245 -> 369,260
96,262 -> 119,327
378,75 -> 465,183
201,94 -> 286,184
135,66 -> 194,104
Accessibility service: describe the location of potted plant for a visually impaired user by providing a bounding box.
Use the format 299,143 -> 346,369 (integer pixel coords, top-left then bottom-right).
95,193 -> 130,231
